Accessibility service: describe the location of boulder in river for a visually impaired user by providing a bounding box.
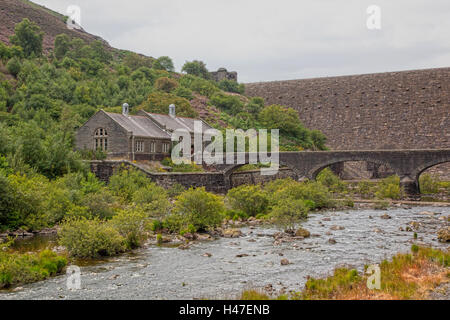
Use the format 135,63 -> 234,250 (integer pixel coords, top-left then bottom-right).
223,228 -> 243,238
280,258 -> 290,265
330,225 -> 345,231
380,214 -> 391,219
295,227 -> 311,238
437,227 -> 450,243
328,238 -> 337,244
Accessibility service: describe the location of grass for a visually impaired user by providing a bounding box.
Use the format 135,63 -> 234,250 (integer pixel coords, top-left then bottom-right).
239,246 -> 449,300
0,240 -> 67,289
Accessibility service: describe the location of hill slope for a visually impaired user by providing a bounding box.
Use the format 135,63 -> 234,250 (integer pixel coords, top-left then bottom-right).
0,0 -> 110,53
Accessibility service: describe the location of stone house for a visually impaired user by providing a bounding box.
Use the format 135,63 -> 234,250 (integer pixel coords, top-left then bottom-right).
75,104 -> 213,161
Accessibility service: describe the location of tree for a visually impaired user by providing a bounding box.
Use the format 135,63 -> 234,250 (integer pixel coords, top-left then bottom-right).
6,57 -> 21,77
10,19 -> 44,57
155,77 -> 178,93
0,42 -> 11,62
54,34 -> 70,60
153,56 -> 174,72
138,91 -> 198,118
210,93 -> 244,115
218,79 -> 244,94
181,60 -> 210,79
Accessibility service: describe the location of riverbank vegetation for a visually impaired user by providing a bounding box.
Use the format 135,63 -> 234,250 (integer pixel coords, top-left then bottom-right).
239,245 -> 449,300
0,239 -> 67,289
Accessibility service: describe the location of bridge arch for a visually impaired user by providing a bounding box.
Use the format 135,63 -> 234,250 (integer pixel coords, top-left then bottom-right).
308,157 -> 398,181
413,160 -> 450,193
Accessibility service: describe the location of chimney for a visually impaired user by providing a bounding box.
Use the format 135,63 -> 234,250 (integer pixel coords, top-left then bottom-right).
169,104 -> 176,117
122,103 -> 129,116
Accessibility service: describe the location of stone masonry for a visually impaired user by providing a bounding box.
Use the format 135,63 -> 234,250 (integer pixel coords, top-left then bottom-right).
245,67 -> 449,150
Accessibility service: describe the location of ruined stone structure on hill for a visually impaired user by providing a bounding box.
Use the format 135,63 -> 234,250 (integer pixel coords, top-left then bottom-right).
210,68 -> 238,82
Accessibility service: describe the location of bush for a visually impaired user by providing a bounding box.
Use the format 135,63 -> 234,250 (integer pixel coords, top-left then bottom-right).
109,208 -> 150,248
6,57 -> 21,77
165,187 -> 225,232
181,60 -> 210,79
375,175 -> 403,200
316,168 -> 346,193
419,174 -> 439,194
218,79 -> 245,94
58,218 -> 125,258
132,183 -> 171,218
267,179 -> 334,210
167,183 -> 186,198
138,91 -> 198,118
0,245 -> 67,288
174,86 -> 194,100
210,93 -> 244,115
356,180 -> 373,196
152,56 -> 175,72
161,157 -> 203,172
270,199 -> 308,231
227,185 -> 269,217
155,77 -> 178,93
10,18 -> 43,57
108,167 -> 149,202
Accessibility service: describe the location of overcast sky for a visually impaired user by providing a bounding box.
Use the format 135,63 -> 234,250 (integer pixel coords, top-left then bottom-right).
33,0 -> 450,82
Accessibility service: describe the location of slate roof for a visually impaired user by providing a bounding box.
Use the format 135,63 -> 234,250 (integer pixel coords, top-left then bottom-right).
104,112 -> 170,139
138,111 -> 214,134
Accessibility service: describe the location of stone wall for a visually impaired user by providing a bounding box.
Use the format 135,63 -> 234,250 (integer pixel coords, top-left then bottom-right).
230,168 -> 297,187
245,67 -> 449,151
89,160 -> 295,193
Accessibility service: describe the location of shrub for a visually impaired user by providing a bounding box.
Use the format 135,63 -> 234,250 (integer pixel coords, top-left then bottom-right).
268,179 -> 334,210
155,77 -> 178,93
132,183 -> 171,218
109,208 -> 150,248
218,79 -> 245,94
108,167 -> 149,202
152,56 -> 175,72
0,245 -> 67,288
138,91 -> 198,118
174,86 -> 194,100
6,57 -> 21,77
227,185 -> 269,217
301,268 -> 360,299
210,93 -> 244,115
270,199 -> 308,231
167,183 -> 187,198
316,168 -> 346,193
356,180 -> 373,196
419,174 -> 439,194
245,97 -> 265,116
10,18 -> 44,57
165,187 -> 225,232
181,60 -> 210,79
161,157 -> 203,172
58,218 -> 125,258
375,175 -> 403,200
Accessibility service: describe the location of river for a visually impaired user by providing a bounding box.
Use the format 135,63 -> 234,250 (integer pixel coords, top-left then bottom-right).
1,206 -> 448,300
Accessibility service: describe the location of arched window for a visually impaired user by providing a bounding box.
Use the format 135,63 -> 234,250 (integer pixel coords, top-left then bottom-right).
94,128 -> 108,151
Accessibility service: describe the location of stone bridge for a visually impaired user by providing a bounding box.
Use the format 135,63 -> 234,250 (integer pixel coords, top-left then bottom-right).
89,149 -> 450,195
221,149 -> 450,194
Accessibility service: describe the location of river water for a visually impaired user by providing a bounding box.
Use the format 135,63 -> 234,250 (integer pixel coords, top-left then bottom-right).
1,206 -> 448,300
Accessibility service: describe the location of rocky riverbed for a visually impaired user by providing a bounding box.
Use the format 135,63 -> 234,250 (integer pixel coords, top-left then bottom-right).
1,206 -> 448,300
